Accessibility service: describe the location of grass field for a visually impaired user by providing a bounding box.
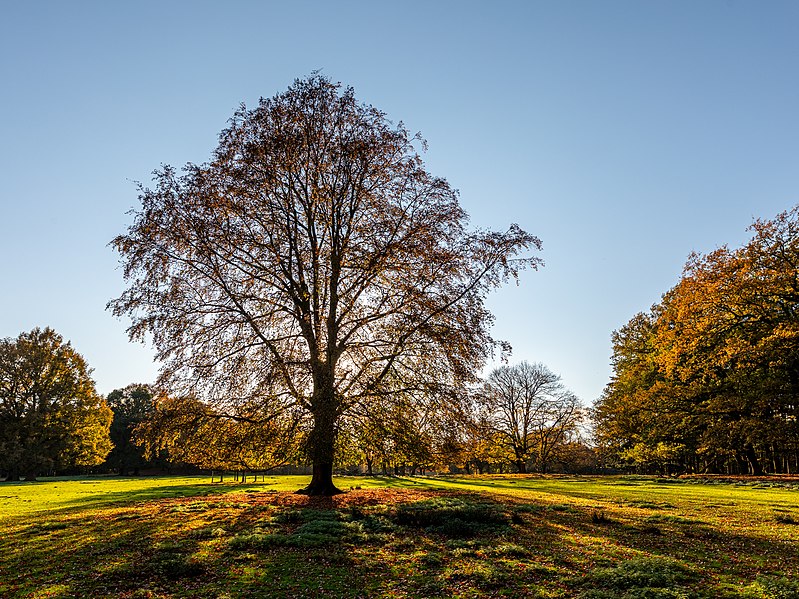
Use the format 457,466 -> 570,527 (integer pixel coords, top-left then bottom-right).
1,474 -> 799,598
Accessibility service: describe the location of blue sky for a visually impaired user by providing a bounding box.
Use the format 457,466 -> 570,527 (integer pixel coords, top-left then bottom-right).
1,1 -> 797,404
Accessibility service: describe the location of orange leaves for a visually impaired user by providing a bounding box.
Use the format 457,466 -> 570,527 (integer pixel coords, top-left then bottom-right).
597,205 -> 799,473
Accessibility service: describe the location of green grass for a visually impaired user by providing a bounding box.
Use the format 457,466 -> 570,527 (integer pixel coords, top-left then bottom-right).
2,474 -> 799,597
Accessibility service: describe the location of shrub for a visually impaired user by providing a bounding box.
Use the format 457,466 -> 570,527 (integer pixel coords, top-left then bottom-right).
190,526 -> 228,539
148,542 -> 203,579
488,543 -> 530,558
153,541 -> 186,552
228,519 -> 364,550
420,551 -> 444,567
514,503 -> 544,514
149,554 -> 204,579
359,514 -> 397,533
290,519 -> 364,546
273,508 -> 341,524
393,497 -> 508,537
752,576 -> 799,599
169,502 -> 209,514
578,557 -> 697,599
228,532 -> 289,550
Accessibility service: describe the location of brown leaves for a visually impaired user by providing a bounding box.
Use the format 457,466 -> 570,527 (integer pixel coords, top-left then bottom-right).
110,74 -> 540,477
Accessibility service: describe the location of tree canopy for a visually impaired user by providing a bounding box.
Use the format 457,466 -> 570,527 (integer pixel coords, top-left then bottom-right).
0,327 -> 112,481
111,75 -> 540,494
594,206 -> 799,474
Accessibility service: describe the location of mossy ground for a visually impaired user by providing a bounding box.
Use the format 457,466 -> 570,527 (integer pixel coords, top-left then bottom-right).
2,474 -> 799,598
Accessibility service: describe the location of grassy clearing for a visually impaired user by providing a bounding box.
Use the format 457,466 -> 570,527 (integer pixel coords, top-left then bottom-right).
1,474 -> 799,598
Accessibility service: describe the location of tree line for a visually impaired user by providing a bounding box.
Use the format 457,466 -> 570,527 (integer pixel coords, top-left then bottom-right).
6,74 -> 799,486
14,74 -> 792,487
594,206 -> 799,475
0,325 -> 590,481
0,327 -> 159,481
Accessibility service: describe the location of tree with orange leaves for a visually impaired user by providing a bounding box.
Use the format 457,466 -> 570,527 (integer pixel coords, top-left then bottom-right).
596,206 -> 799,474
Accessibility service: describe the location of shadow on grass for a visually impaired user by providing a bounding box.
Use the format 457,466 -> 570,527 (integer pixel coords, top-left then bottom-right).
2,481 -> 799,598
0,494 -> 371,598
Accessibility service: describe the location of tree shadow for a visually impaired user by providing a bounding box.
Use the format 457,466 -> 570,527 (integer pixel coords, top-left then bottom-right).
2,481 -> 798,598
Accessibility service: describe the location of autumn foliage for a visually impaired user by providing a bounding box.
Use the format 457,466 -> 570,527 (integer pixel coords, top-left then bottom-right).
110,75 -> 540,493
595,206 -> 799,474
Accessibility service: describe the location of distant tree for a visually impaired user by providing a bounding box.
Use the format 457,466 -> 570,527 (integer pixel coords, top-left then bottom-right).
478,362 -> 582,473
105,384 -> 155,475
0,328 -> 112,481
340,388 -> 450,475
550,440 -> 597,474
462,426 -> 510,474
135,394 -> 304,473
110,74 -> 540,494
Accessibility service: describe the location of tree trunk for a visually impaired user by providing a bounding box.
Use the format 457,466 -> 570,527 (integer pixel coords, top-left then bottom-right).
298,462 -> 342,496
516,460 -> 527,474
745,445 -> 763,476
297,397 -> 342,496
24,470 -> 37,482
735,453 -> 748,474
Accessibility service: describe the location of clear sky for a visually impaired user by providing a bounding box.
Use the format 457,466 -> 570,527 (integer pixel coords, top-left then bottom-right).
1,1 -> 797,404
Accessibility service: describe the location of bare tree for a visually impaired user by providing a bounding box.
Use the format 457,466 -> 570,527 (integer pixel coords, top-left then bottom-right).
110,75 -> 540,494
479,362 -> 582,473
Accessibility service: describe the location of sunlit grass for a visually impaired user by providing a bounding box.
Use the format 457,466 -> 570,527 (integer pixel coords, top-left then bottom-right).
2,474 -> 799,597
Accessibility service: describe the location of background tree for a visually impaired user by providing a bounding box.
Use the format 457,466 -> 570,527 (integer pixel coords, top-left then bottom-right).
135,394 -> 304,474
478,361 -> 583,473
593,312 -> 673,471
595,205 -> 799,474
111,75 -> 540,494
104,384 -> 155,475
0,328 -> 112,481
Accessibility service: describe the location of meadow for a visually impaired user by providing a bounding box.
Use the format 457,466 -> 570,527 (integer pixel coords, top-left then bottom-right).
1,474 -> 798,598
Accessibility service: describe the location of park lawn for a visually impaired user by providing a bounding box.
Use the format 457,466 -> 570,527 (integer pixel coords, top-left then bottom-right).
1,475 -> 798,598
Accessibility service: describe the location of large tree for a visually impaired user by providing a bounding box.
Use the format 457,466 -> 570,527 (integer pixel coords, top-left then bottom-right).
0,327 -> 112,481
595,205 -> 799,474
110,75 -> 540,494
